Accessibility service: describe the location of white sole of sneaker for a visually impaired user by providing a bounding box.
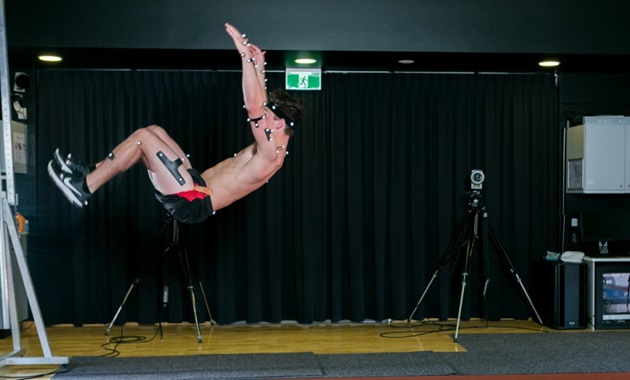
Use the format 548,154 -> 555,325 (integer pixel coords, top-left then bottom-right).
47,160 -> 86,208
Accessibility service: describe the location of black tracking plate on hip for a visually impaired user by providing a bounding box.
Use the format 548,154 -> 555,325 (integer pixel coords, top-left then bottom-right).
156,151 -> 186,186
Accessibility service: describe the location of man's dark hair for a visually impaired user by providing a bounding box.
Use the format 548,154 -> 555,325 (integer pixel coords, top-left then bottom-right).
269,89 -> 304,137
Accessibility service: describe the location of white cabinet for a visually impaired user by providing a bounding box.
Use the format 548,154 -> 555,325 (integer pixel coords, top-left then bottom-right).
566,116 -> 630,193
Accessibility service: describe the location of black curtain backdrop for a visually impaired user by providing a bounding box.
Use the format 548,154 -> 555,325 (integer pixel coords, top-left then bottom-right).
31,70 -> 559,326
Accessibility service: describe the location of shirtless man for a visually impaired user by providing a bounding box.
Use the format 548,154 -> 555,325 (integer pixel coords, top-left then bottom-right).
47,23 -> 303,223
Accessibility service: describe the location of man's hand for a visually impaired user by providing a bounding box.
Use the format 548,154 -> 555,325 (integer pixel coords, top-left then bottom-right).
225,23 -> 252,59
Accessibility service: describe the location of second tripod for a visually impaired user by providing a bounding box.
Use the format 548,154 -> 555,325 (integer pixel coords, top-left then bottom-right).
408,187 -> 543,342
105,215 -> 216,343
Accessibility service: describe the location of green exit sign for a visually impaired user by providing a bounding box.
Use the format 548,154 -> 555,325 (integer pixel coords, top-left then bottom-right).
285,69 -> 322,90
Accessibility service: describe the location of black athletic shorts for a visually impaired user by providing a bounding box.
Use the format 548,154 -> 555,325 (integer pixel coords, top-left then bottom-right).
154,168 -> 214,224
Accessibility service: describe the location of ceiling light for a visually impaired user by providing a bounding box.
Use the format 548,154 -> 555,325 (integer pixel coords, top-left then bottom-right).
538,60 -> 560,67
398,59 -> 415,64
38,55 -> 62,62
295,58 -> 317,65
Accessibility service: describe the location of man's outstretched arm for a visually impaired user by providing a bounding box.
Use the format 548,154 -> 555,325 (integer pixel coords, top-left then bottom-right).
225,23 -> 264,115
250,44 -> 268,105
225,23 -> 277,159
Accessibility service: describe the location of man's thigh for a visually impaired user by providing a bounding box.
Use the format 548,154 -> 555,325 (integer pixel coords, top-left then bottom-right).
144,148 -> 194,195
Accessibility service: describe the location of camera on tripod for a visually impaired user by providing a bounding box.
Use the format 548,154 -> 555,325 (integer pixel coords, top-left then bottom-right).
407,167 -> 543,340
470,169 -> 485,190
468,169 -> 485,205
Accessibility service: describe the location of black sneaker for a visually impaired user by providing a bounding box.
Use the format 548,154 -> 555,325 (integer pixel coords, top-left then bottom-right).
47,159 -> 90,207
53,148 -> 91,176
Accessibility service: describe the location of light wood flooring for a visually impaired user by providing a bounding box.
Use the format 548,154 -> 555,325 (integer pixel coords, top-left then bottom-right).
0,318 -> 584,379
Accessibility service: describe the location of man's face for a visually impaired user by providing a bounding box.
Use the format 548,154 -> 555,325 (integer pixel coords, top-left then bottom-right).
266,108 -> 283,128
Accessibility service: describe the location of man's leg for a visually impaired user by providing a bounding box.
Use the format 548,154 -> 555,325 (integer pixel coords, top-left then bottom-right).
145,125 -> 192,170
88,125 -> 194,195
49,125 -> 194,207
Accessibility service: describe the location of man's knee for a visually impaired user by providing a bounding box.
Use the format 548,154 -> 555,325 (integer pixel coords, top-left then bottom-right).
146,124 -> 166,136
132,125 -> 163,142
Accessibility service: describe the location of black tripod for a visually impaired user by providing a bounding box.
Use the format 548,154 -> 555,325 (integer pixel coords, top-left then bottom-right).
105,215 -> 216,343
407,190 -> 543,342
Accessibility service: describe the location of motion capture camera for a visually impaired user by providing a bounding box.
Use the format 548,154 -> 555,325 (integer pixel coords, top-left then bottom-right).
470,169 -> 485,190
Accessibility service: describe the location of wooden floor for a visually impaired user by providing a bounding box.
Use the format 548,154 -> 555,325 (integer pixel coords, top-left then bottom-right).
0,318 -> 572,378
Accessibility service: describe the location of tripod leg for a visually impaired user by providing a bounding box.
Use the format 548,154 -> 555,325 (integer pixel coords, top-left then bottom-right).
487,222 -> 544,325
173,222 -> 204,342
180,245 -> 202,340
407,270 -> 439,323
196,278 -> 216,326
158,285 -> 169,339
454,272 -> 468,343
481,210 -> 491,319
158,257 -> 172,340
408,207 -> 471,322
187,283 -> 203,343
512,272 -> 543,325
105,278 -> 139,335
106,215 -> 173,336
454,225 -> 476,343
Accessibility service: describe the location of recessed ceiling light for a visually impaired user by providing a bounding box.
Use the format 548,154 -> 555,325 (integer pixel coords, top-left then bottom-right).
539,60 -> 560,67
295,58 -> 317,65
398,59 -> 415,64
38,55 -> 63,62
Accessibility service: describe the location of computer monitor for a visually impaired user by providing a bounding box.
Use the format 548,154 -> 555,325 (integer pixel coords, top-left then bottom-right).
595,264 -> 630,329
580,209 -> 630,241
579,209 -> 630,255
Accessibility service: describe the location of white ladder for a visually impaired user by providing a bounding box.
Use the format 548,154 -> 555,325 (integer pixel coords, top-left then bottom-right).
0,1 -> 68,368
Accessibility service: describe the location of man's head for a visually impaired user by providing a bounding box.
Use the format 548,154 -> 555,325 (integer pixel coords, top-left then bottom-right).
268,89 -> 303,138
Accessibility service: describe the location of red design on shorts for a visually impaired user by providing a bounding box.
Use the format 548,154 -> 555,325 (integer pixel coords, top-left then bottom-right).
176,189 -> 208,202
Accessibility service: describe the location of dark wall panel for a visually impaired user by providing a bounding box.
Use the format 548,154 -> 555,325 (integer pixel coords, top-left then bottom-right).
6,0 -> 630,55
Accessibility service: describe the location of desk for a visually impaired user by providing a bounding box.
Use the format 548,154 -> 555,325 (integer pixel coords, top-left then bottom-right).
583,256 -> 630,329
